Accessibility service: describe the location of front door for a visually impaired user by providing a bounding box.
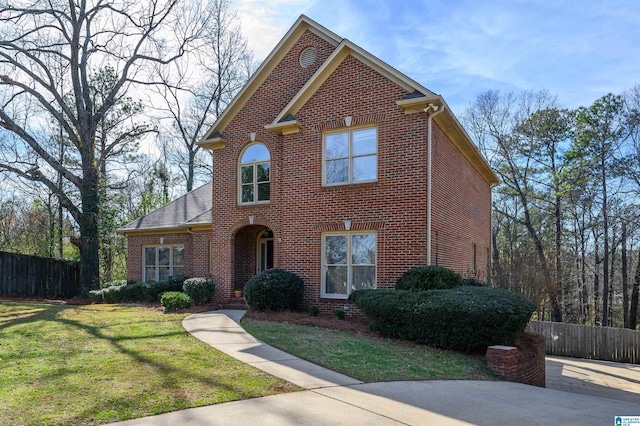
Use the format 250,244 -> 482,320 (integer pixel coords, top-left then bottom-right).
257,229 -> 274,273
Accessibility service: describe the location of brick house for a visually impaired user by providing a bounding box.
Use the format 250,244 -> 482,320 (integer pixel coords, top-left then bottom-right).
118,15 -> 498,312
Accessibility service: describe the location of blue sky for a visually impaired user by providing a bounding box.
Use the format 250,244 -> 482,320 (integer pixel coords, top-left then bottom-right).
234,0 -> 639,116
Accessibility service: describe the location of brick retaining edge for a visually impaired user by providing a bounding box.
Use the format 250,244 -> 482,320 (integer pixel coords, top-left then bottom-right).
486,332 -> 545,387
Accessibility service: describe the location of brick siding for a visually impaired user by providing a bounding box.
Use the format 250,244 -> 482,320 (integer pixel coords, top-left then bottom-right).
125,28 -> 493,314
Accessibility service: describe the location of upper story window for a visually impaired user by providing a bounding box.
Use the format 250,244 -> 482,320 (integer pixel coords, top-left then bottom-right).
323,126 -> 377,186
239,143 -> 270,204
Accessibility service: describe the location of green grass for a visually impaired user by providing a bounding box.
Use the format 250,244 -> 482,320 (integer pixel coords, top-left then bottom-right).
242,318 -> 497,383
0,302 -> 299,426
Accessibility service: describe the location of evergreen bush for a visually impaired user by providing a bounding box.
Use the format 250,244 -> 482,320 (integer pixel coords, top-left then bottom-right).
101,279 -> 128,289
243,269 -> 304,311
350,286 -> 534,352
88,275 -> 190,303
160,291 -> 192,313
183,278 -> 215,305
395,266 -> 463,291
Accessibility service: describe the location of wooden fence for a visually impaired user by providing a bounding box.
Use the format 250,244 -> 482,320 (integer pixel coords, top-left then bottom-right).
528,320 -> 640,364
0,251 -> 79,298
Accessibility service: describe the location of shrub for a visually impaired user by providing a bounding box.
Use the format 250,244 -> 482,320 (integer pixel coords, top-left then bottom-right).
101,279 -> 128,289
183,278 -> 215,305
243,269 -> 304,311
461,277 -> 486,287
309,305 -> 320,316
395,266 -> 463,291
350,287 -> 535,352
88,276 -> 190,304
166,275 -> 190,288
332,309 -> 346,320
89,289 -> 104,303
160,292 -> 192,313
89,284 -> 127,303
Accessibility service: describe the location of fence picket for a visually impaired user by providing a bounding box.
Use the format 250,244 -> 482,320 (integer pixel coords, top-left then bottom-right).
0,251 -> 79,298
529,320 -> 640,364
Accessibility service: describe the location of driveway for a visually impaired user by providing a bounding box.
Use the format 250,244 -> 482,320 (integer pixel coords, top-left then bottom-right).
546,355 -> 640,404
109,311 -> 640,426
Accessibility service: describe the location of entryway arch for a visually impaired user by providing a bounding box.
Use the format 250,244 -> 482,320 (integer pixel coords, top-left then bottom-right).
233,225 -> 275,291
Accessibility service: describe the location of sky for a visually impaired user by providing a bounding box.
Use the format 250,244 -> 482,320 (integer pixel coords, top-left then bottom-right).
233,0 -> 639,116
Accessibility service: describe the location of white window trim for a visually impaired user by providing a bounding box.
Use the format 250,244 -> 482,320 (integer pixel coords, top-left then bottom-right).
142,244 -> 185,282
321,231 -> 377,299
238,143 -> 271,205
322,125 -> 378,187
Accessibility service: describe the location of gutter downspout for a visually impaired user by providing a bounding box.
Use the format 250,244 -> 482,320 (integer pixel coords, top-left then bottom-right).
425,103 -> 444,266
487,181 -> 499,283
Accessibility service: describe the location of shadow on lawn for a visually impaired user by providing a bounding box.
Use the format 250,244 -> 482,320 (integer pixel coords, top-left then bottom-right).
0,301 -> 292,425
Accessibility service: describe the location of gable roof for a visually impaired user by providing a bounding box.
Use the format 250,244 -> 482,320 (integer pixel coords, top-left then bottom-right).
198,14 -> 498,186
117,181 -> 212,234
198,15 -> 341,147
270,39 -> 436,125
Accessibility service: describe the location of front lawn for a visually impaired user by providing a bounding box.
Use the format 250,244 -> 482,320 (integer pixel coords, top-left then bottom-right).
0,302 -> 298,426
242,318 -> 497,383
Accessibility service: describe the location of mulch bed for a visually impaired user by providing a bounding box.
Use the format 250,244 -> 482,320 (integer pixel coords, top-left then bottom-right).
244,309 -> 376,336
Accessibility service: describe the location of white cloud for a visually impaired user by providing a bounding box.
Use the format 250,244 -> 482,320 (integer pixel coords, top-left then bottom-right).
231,0 -> 640,113
233,0 -> 316,60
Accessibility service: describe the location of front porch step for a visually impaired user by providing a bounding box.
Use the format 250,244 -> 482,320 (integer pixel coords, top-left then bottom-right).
222,297 -> 247,310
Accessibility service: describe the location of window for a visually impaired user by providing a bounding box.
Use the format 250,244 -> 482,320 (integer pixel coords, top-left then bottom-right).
322,232 -> 376,298
239,143 -> 270,204
143,245 -> 184,282
324,127 -> 377,185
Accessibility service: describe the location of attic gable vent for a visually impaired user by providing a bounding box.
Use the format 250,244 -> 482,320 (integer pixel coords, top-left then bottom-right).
299,47 -> 317,68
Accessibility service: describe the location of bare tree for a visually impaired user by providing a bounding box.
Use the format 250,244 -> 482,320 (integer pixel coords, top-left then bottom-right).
0,0 -> 208,294
465,90 -> 563,321
572,93 -> 629,325
154,0 -> 254,192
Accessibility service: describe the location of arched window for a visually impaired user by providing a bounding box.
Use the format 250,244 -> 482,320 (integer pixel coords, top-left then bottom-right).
239,143 -> 270,204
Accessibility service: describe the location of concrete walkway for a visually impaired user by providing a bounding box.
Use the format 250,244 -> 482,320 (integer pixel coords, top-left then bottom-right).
111,310 -> 640,426
547,355 -> 640,404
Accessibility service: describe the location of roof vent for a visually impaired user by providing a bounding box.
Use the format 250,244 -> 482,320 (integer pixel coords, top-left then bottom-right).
299,47 -> 317,68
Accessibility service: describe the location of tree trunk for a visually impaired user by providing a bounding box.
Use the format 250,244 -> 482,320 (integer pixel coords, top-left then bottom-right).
521,203 -> 560,321
186,150 -> 195,192
601,154 -> 610,327
554,194 -> 564,321
629,251 -> 640,330
594,239 -> 600,325
78,166 -> 100,297
608,239 -> 615,327
622,222 -> 629,328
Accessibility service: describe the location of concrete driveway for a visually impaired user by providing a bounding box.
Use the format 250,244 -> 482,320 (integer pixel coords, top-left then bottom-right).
546,356 -> 640,404
109,311 -> 640,426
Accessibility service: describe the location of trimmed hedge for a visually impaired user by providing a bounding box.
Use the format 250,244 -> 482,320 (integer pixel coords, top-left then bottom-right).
161,292 -> 192,313
461,277 -> 486,287
395,266 -> 464,291
349,286 -> 535,352
243,269 -> 304,311
89,275 -> 189,303
183,278 -> 215,305
101,279 -> 128,289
